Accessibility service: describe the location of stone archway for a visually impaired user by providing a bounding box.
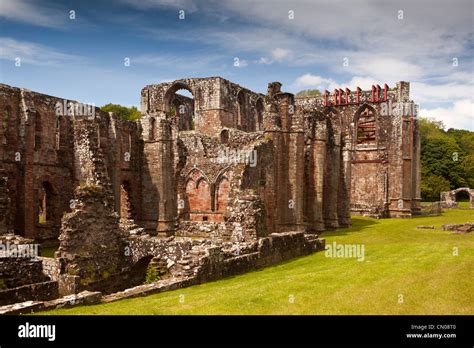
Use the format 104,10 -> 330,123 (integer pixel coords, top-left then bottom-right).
440,187 -> 474,209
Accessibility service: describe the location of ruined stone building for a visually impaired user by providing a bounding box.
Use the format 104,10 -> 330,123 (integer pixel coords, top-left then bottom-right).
0,77 -> 420,243
0,78 -> 420,305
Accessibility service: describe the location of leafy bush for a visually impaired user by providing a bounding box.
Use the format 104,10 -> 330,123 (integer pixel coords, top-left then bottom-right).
145,262 -> 160,284
100,103 -> 141,121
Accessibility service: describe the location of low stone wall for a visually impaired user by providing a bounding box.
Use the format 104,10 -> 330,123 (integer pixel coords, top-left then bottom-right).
0,290 -> 101,315
196,232 -> 324,282
420,202 -> 443,216
0,280 -> 58,306
58,270 -> 136,296
38,257 -> 61,281
0,231 -> 324,312
176,221 -> 227,239
0,258 -> 49,289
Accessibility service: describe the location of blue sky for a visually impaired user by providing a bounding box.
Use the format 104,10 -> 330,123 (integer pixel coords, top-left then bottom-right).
0,0 -> 472,130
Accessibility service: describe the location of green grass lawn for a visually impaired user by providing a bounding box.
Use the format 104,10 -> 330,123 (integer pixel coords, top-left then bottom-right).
41,208 -> 474,315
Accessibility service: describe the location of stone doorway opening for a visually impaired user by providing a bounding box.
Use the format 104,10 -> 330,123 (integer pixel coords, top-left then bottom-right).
120,180 -> 135,220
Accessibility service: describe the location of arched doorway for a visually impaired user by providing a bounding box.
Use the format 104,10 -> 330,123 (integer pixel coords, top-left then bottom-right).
120,181 -> 135,219
455,190 -> 470,202
38,182 -> 55,224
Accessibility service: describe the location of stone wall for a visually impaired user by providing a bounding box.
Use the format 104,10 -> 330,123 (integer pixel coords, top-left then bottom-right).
440,188 -> 474,208
295,81 -> 420,218
0,280 -> 58,306
0,84 -> 142,242
0,77 -> 421,306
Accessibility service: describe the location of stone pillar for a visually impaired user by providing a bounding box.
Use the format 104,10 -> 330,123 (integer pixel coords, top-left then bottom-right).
20,89 -> 36,239
156,119 -> 176,237
323,122 -> 340,229
274,92 -> 305,232
307,118 -> 326,232
324,146 -> 340,229
338,133 -> 352,227
411,116 -> 421,214
0,173 -> 10,234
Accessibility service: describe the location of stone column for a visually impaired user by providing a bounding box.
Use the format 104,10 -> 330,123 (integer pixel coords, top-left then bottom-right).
20,89 -> 36,239
338,133 -> 352,227
156,119 -> 176,236
307,118 -> 326,232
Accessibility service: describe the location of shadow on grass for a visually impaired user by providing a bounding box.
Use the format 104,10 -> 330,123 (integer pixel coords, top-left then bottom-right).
320,217 -> 380,237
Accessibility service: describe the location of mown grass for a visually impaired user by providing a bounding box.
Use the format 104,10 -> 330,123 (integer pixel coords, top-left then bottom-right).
41,208 -> 474,315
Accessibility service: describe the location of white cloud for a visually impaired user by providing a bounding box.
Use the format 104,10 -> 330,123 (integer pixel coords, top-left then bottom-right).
344,57 -> 424,84
411,81 -> 474,104
293,74 -> 335,90
271,48 -> 292,62
292,74 -> 379,92
0,0 -> 66,28
132,53 -> 226,72
120,0 -> 198,12
0,37 -> 83,66
420,99 -> 474,130
258,57 -> 272,65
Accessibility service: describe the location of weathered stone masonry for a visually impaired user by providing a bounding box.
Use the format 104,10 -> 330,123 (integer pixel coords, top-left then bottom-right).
0,77 -> 420,306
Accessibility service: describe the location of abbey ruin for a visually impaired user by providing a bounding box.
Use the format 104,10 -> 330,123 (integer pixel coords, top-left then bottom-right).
0,77 -> 421,309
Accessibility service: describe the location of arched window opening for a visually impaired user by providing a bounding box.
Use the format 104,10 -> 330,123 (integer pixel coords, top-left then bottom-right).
55,116 -> 61,150
165,84 -> 195,131
186,176 -> 211,213
356,106 -> 376,145
34,112 -> 42,150
237,91 -> 246,130
2,108 -> 9,145
149,117 -> 156,141
38,182 -> 54,224
256,98 -> 264,131
220,129 -> 229,144
215,177 -> 230,212
122,130 -> 132,165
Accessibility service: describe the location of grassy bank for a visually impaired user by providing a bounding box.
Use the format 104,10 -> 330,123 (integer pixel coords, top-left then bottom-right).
41,207 -> 474,315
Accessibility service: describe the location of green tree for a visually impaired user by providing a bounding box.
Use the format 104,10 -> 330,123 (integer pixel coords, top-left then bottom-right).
100,103 -> 141,121
419,117 -> 474,201
296,89 -> 322,97
420,175 -> 451,201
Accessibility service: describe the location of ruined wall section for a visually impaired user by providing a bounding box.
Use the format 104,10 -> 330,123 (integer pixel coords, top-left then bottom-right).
140,77 -> 264,137
176,129 -> 271,241
0,171 -> 11,234
0,83 -> 141,241
0,85 -> 76,240
295,81 -> 420,218
56,118 -> 131,295
263,83 -> 313,233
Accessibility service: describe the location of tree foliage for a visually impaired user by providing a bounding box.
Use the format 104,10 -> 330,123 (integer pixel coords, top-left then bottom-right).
296,89 -> 322,97
100,103 -> 141,121
419,118 -> 474,201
